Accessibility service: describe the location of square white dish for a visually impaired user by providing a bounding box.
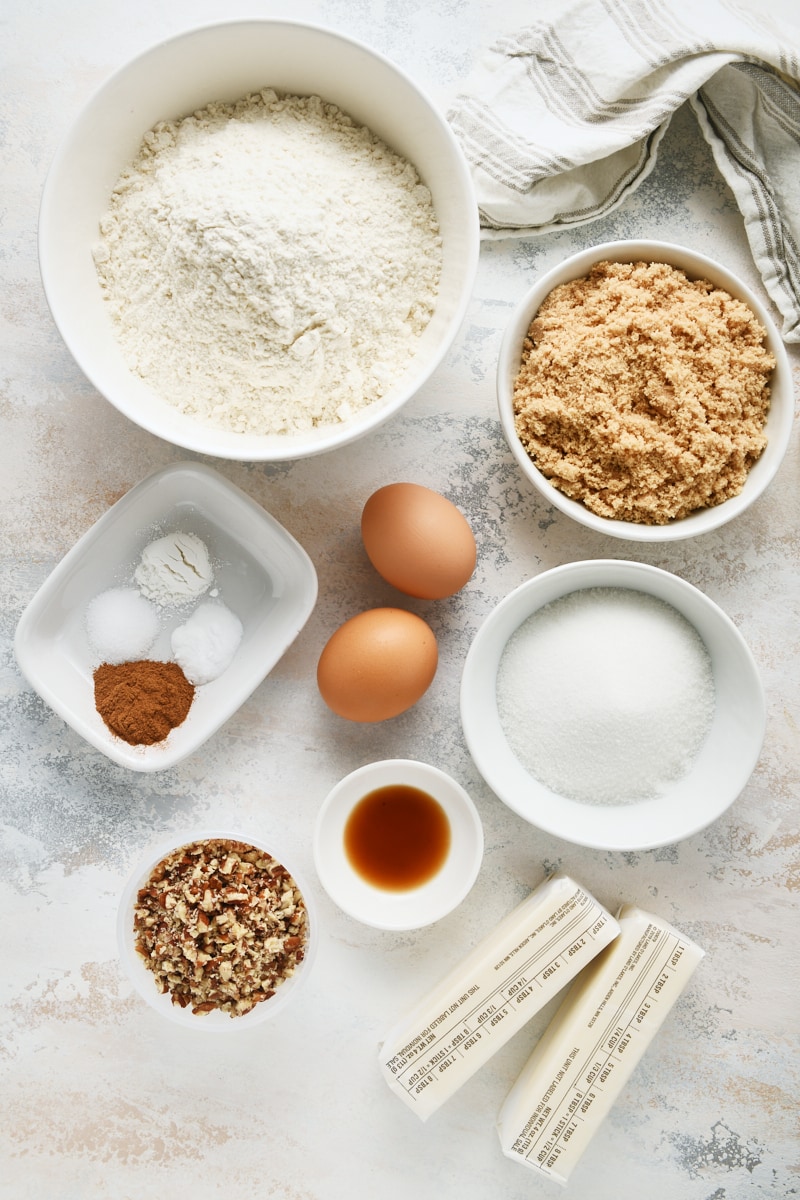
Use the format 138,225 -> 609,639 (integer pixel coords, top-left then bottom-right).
14,462 -> 318,771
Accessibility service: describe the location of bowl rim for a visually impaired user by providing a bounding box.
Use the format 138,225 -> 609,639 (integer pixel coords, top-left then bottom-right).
313,758 -> 484,931
496,238 -> 793,542
117,827 -> 319,1031
460,559 -> 766,851
37,17 -> 480,462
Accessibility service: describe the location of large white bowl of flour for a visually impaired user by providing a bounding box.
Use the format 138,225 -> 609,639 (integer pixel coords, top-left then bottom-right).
38,20 -> 479,460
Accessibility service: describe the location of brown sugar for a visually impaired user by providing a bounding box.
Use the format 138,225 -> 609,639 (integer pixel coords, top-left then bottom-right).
512,260 -> 775,524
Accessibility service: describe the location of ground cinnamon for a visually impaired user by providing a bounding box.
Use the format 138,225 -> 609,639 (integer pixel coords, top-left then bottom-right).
93,659 -> 195,746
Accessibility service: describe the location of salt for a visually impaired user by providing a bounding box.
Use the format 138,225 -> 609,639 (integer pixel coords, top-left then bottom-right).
496,588 -> 715,805
86,587 -> 160,664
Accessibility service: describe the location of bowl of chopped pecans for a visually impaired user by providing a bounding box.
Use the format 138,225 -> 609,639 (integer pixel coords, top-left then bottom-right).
118,830 -> 318,1030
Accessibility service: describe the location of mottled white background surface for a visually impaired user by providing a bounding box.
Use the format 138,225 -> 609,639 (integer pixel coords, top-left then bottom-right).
2,1 -> 799,1198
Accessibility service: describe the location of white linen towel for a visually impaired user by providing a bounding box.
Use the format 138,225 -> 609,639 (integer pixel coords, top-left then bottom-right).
447,0 -> 800,341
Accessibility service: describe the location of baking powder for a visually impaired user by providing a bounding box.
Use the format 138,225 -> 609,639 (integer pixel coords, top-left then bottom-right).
134,532 -> 213,606
94,90 -> 443,435
496,588 -> 715,805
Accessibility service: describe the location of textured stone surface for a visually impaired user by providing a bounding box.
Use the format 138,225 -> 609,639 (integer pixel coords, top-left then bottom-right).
2,2 -> 798,1198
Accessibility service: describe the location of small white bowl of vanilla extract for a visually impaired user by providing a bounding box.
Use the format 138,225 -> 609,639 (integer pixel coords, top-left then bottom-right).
313,759 -> 484,931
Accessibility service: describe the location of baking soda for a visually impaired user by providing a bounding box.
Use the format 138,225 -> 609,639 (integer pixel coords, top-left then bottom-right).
171,602 -> 243,685
496,588 -> 715,805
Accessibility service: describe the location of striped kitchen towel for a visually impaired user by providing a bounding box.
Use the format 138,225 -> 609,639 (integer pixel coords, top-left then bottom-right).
447,0 -> 800,342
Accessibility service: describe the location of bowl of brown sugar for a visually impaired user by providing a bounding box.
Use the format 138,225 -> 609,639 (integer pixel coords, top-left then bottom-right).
497,240 -> 793,541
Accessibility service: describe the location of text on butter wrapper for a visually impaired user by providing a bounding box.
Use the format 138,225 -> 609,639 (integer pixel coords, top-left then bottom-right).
497,904 -> 705,1185
378,874 -> 620,1120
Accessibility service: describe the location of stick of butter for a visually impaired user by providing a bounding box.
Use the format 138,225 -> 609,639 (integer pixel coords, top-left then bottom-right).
497,905 -> 705,1185
378,874 -> 620,1121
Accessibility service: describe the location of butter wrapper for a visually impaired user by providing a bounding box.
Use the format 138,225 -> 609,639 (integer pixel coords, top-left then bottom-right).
378,873 -> 620,1121
497,905 -> 705,1185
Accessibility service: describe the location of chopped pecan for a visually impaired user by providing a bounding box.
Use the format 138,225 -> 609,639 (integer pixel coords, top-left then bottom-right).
133,837 -> 308,1019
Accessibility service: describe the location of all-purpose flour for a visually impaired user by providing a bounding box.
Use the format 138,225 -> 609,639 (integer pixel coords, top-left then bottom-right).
93,91 -> 443,435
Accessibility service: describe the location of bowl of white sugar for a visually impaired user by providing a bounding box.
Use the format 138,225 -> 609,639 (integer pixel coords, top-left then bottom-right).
38,21 -> 479,461
460,560 -> 765,851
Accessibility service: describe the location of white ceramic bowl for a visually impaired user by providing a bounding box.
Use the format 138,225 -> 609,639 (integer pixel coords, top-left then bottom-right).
117,829 -> 318,1031
497,240 -> 793,541
460,560 -> 765,851
38,19 -> 479,461
14,462 -> 317,771
314,759 -> 484,931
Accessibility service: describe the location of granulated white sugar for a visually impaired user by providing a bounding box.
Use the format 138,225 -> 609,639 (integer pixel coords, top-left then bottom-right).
496,587 -> 715,805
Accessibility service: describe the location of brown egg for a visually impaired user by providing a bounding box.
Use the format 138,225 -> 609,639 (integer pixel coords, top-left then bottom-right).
361,482 -> 477,600
317,608 -> 438,723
